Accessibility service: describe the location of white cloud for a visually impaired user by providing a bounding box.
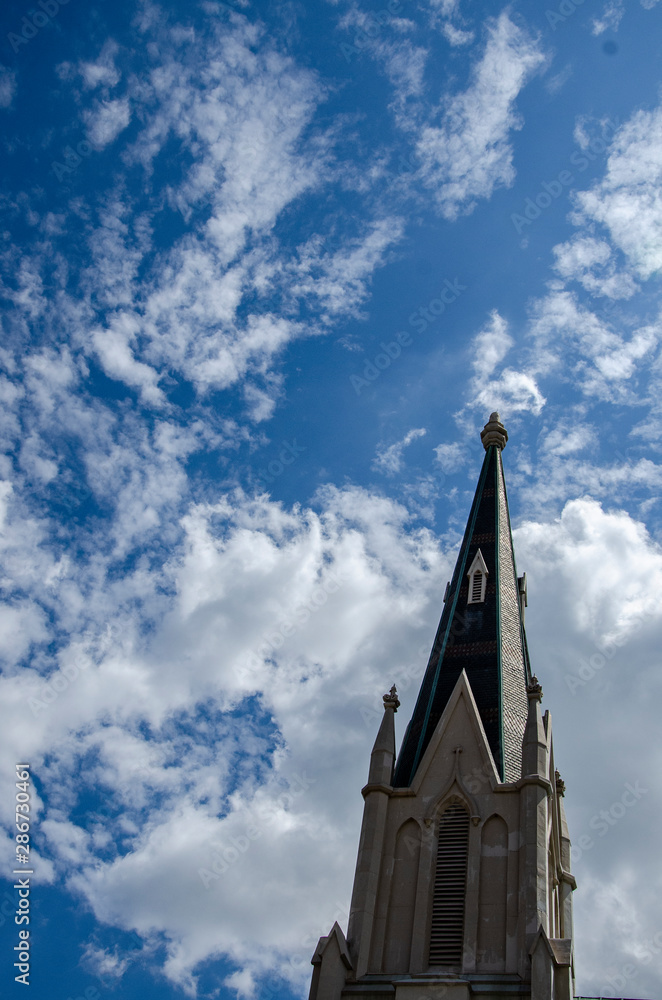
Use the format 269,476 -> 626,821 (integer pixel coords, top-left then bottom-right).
573,114 -> 617,153
41,816 -> 94,865
54,21 -> 404,408
590,325 -> 657,381
516,444 -> 662,515
426,0 -> 474,45
224,968 -> 256,998
0,485 -> 451,993
281,218 -> 406,324
0,65 -> 16,109
85,98 -> 131,148
336,5 -> 427,109
0,601 -> 48,669
80,40 -> 121,89
545,64 -> 573,95
592,0 -> 625,34
555,234 -> 610,270
427,0 -> 460,14
81,943 -> 130,980
433,441 -> 466,473
92,318 -> 166,407
379,39 -> 429,109
242,381 -> 280,423
463,311 -> 545,419
440,22 -> 474,46
473,368 -> 546,416
552,235 -> 638,299
372,428 -> 427,475
528,291 -> 660,403
1,17 -> 407,433
416,12 -> 545,219
516,496 -> 662,654
513,498 -> 662,1000
571,104 -> 662,279
539,419 -> 597,457
2,477 -> 662,996
19,432 -> 59,483
472,309 -> 514,379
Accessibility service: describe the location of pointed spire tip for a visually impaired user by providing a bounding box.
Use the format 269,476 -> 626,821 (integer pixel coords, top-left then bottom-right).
480,412 -> 508,451
383,685 -> 400,711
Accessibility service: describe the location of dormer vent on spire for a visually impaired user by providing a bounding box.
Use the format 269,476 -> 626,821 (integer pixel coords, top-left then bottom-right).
467,549 -> 488,604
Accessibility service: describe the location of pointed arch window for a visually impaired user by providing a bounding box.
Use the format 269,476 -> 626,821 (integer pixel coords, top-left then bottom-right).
429,802 -> 469,967
467,549 -> 488,604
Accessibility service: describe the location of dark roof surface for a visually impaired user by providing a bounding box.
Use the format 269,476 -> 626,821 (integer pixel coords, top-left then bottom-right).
392,442 -> 531,786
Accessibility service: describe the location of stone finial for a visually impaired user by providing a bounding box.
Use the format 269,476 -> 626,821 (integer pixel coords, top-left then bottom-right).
555,769 -> 566,796
527,675 -> 543,702
480,411 -> 508,451
383,685 -> 400,711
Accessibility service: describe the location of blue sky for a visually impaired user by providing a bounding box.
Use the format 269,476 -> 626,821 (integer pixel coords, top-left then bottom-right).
1,0 -> 662,998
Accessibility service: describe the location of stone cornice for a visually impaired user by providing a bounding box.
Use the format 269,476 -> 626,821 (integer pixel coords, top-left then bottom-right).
360,782 -> 393,798
559,868 -> 577,890
510,774 -> 554,796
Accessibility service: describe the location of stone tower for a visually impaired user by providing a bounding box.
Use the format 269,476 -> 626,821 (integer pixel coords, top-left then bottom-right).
308,414 -> 576,1000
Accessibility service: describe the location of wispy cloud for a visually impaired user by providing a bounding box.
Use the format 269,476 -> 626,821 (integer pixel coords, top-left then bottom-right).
372,427 -> 427,475
552,235 -> 638,299
5,484 -> 449,992
592,0 -> 625,34
84,97 -> 131,148
416,11 -> 545,218
0,65 -> 16,108
79,39 -> 122,89
528,291 -> 659,402
472,309 -> 514,379
426,0 -> 474,45
571,104 -> 662,279
6,16 -> 406,428
463,311 -> 545,418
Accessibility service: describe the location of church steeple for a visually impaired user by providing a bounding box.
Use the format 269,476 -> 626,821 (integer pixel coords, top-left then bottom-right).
394,412 -> 530,786
308,415 -> 576,1000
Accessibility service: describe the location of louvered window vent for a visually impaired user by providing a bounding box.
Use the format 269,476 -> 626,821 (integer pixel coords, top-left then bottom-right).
467,548 -> 488,604
429,804 -> 469,967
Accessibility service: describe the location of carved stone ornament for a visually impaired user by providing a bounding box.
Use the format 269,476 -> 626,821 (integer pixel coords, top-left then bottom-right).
555,768 -> 566,797
480,411 -> 508,451
527,675 -> 543,702
383,685 -> 400,711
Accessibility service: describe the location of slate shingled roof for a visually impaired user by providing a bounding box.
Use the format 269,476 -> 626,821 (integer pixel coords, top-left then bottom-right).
393,416 -> 531,786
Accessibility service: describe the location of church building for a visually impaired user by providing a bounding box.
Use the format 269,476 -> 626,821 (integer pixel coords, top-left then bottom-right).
308,413 -> 576,1000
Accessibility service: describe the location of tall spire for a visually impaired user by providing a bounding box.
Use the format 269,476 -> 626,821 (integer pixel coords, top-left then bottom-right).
393,412 -> 530,786
309,413 -> 576,999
